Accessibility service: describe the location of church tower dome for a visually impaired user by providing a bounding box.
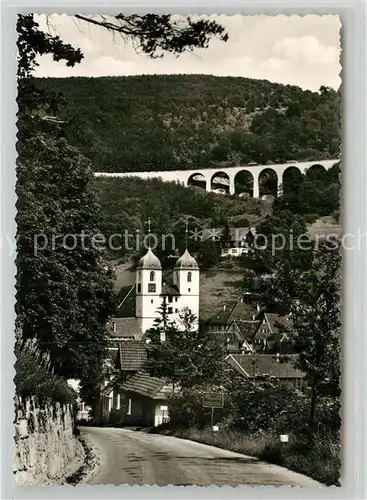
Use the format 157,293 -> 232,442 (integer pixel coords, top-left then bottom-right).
174,249 -> 199,270
137,248 -> 162,270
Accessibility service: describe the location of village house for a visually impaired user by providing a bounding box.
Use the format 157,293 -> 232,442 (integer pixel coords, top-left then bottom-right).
204,301 -> 259,353
98,243 -> 296,426
100,340 -> 174,426
251,312 -> 292,353
225,353 -> 305,390
116,371 -> 173,427
201,226 -> 256,257
205,301 -> 292,354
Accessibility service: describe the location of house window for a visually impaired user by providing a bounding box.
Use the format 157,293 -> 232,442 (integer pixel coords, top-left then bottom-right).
150,271 -> 156,282
151,299 -> 154,304
187,272 -> 192,282
175,308 -> 178,313
168,307 -> 173,314
137,283 -> 141,293
175,298 -> 178,302
126,398 -> 132,415
148,283 -> 156,293
138,271 -> 142,281
188,288 -> 191,292
168,296 -> 173,303
77,402 -> 85,412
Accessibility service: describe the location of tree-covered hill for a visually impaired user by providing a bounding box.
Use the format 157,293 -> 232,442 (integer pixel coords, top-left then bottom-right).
37,75 -> 340,172
94,175 -> 269,262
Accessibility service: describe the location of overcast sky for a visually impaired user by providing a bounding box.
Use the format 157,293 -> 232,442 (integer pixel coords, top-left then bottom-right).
34,14 -> 341,91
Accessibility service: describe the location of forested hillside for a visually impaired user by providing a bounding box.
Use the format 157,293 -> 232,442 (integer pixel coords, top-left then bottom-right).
94,176 -> 269,263
38,75 -> 340,172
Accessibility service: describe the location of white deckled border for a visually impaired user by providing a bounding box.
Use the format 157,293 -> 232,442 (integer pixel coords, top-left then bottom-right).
1,1 -> 366,499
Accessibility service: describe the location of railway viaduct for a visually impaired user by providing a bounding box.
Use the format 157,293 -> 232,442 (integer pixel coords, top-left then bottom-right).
95,159 -> 338,198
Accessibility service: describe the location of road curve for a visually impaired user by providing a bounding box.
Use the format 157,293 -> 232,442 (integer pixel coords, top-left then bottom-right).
80,427 -> 322,487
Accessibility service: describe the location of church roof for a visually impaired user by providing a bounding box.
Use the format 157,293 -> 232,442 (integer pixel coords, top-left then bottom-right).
107,317 -> 143,340
137,248 -> 162,270
174,249 -> 199,270
161,283 -> 181,296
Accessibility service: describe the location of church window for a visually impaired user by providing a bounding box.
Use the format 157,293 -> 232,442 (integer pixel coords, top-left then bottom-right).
168,307 -> 173,314
175,298 -> 178,302
138,271 -> 142,281
188,288 -> 191,292
187,272 -> 192,282
148,283 -> 156,293
137,284 -> 141,293
150,271 -> 156,282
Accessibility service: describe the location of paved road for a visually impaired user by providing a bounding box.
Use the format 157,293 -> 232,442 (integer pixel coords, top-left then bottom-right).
80,427 -> 322,487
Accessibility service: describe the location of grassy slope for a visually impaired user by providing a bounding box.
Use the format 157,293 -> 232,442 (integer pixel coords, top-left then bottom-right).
113,261 -> 245,320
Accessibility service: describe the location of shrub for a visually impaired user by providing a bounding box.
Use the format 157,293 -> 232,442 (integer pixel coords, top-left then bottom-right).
14,338 -> 77,405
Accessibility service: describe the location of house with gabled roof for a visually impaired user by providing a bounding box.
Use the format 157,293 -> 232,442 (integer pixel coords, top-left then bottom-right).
225,353 -> 304,390
201,226 -> 256,258
119,371 -> 174,427
250,312 -> 292,353
204,300 -> 261,353
101,340 -> 148,417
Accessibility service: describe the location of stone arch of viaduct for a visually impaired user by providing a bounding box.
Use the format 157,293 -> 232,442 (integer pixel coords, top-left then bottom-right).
95,159 -> 338,199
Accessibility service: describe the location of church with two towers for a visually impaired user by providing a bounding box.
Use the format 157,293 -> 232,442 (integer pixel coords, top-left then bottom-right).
135,246 -> 200,334
107,243 -> 200,342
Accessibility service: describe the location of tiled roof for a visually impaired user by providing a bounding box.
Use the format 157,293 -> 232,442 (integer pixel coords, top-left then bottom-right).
266,313 -> 290,333
205,302 -> 236,325
234,320 -> 259,340
226,354 -> 304,379
101,376 -> 118,395
230,302 -> 259,321
117,341 -> 147,371
107,317 -> 142,340
206,302 -> 258,325
120,370 -> 172,399
161,283 -> 180,296
252,313 -> 290,341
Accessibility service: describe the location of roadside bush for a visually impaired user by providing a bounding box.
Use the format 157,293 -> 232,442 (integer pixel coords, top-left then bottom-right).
168,390 -> 231,428
14,338 -> 76,405
226,375 -> 308,434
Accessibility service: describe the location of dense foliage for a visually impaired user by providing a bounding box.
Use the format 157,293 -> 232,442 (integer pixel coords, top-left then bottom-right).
37,75 -> 340,171
16,121 -> 117,395
94,175 -> 267,262
146,306 -> 227,389
276,162 -> 341,221
14,338 -> 77,405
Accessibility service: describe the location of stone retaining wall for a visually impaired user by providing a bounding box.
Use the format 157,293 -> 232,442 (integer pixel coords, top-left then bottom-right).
13,396 -> 82,485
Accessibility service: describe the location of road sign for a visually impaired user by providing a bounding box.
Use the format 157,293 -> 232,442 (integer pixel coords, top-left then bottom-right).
202,392 -> 224,409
